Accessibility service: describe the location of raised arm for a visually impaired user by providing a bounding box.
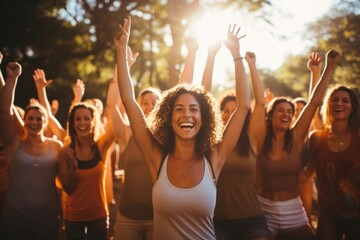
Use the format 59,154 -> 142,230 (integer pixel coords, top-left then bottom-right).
178,35 -> 199,84
245,52 -> 266,155
33,68 -> 66,141
0,62 -> 22,148
307,52 -> 323,130
214,24 -> 250,176
114,17 -> 162,173
293,49 -> 341,148
71,79 -> 85,106
201,41 -> 221,91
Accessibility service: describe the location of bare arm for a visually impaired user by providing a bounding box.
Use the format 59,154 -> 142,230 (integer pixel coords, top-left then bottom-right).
33,68 -> 66,141
71,79 -> 85,106
299,130 -> 320,185
201,41 -> 221,91
245,52 -> 266,155
58,146 -> 77,194
0,62 -> 22,148
307,52 -> 323,131
114,17 -> 162,174
214,24 -> 250,177
178,35 -> 199,84
293,50 -> 341,149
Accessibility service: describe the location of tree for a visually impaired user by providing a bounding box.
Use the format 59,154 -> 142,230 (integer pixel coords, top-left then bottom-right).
307,0 -> 360,95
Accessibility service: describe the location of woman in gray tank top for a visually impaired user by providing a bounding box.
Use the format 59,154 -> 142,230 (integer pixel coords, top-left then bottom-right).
0,61 -> 63,240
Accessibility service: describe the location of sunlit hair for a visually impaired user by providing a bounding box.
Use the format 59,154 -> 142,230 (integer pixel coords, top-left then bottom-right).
292,97 -> 307,106
321,85 -> 360,131
137,87 -> 162,104
218,89 -> 236,111
218,90 -> 251,157
24,102 -> 49,126
67,102 -> 102,144
85,98 -> 104,115
148,84 -> 223,157
263,97 -> 295,155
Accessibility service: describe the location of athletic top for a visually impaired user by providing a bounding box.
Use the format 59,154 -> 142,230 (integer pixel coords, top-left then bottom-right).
257,136 -> 302,192
4,142 -> 58,218
63,144 -> 108,221
119,136 -> 153,220
215,149 -> 263,219
152,154 -> 216,240
315,129 -> 360,218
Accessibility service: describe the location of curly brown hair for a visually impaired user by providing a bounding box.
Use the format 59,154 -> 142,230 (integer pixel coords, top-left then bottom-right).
147,84 -> 223,157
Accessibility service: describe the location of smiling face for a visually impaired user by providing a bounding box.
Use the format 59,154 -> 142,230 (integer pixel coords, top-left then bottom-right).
328,90 -> 352,121
270,101 -> 294,132
24,109 -> 46,136
73,108 -> 94,138
293,101 -> 306,122
171,93 -> 202,141
221,99 -> 236,124
139,92 -> 159,116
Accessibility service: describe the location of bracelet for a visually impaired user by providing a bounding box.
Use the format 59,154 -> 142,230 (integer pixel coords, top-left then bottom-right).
233,57 -> 243,61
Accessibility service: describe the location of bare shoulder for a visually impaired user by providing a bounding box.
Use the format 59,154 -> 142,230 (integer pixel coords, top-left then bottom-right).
46,137 -> 63,151
309,129 -> 323,146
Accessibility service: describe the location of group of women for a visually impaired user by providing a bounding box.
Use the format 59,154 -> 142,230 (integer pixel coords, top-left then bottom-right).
0,15 -> 358,240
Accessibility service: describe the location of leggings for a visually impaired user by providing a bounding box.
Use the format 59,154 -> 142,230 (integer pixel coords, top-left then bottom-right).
65,217 -> 108,240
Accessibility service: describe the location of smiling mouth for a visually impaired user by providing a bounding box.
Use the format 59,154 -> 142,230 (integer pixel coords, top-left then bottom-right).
179,122 -> 194,129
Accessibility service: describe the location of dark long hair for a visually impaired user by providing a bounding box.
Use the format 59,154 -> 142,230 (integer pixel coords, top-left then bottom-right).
263,97 -> 294,155
218,90 -> 251,157
67,102 -> 102,145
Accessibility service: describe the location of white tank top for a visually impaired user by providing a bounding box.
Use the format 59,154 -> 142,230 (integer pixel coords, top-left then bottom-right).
152,154 -> 216,240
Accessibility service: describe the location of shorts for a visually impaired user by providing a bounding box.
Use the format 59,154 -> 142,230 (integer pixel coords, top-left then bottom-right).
214,214 -> 270,240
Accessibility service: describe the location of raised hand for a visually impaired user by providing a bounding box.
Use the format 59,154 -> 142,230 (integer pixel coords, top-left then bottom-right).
6,62 -> 22,79
264,88 -> 274,105
325,49 -> 342,67
184,35 -> 199,53
223,24 -> 246,57
114,16 -> 131,51
307,52 -> 322,74
73,79 -> 85,102
126,46 -> 139,69
245,51 -> 256,65
33,68 -> 53,89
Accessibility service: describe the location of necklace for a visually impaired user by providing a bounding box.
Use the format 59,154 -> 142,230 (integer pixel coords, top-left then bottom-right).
182,160 -> 194,177
33,157 -> 40,167
329,128 -> 350,147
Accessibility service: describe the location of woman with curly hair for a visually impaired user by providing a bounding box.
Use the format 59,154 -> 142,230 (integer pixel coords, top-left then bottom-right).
114,17 -> 250,240
301,85 -> 360,239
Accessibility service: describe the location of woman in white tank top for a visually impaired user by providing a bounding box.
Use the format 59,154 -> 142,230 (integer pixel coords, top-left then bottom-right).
114,17 -> 250,240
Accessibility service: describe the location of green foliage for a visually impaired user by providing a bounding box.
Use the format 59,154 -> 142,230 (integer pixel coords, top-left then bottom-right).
0,0 -> 271,126
307,0 -> 360,95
